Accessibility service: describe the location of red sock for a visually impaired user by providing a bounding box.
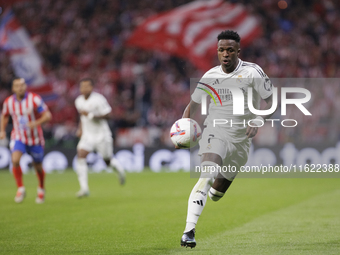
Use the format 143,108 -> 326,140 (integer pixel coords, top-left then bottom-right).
36,169 -> 45,189
12,166 -> 23,188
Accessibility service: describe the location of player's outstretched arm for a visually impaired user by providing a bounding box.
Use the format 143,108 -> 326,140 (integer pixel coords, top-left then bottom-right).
182,100 -> 200,119
27,110 -> 52,129
246,94 -> 275,138
0,114 -> 9,140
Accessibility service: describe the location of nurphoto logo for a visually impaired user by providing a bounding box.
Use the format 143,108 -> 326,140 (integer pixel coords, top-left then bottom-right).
199,81 -> 312,128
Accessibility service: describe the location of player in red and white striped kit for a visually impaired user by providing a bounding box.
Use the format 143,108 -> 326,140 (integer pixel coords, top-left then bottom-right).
0,78 -> 52,203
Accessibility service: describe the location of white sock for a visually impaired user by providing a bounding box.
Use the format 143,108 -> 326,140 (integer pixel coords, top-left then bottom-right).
76,158 -> 89,191
18,186 -> 25,193
110,157 -> 125,175
209,187 -> 225,201
37,187 -> 44,193
184,162 -> 216,233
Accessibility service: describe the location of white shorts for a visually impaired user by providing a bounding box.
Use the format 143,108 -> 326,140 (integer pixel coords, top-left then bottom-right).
198,126 -> 251,180
77,135 -> 113,160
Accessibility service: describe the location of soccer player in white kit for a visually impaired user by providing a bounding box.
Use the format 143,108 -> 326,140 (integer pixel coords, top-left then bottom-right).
75,78 -> 125,198
179,30 -> 277,248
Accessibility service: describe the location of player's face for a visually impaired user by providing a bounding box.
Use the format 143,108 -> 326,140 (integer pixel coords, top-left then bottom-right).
12,78 -> 27,98
80,81 -> 93,98
217,39 -> 240,74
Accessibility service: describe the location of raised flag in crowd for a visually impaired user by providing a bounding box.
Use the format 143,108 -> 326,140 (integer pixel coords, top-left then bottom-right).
127,0 -> 262,71
0,8 -> 56,103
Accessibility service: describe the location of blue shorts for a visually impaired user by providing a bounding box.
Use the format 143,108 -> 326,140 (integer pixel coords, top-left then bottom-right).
10,140 -> 44,163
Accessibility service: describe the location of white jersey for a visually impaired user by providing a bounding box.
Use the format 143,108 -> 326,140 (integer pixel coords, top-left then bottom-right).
75,92 -> 112,139
191,59 -> 273,143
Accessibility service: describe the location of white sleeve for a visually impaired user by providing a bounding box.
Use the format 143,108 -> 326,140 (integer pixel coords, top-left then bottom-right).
75,97 -> 81,112
191,84 -> 206,104
191,71 -> 215,104
251,65 -> 273,99
97,95 -> 112,115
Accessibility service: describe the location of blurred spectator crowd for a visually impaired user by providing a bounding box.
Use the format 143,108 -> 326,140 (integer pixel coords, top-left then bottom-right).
0,0 -> 339,147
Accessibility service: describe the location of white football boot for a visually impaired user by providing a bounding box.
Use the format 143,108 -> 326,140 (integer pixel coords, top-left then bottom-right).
14,187 -> 26,203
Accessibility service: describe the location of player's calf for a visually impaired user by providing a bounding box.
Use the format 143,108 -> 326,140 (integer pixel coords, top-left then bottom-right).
209,175 -> 232,202
209,187 -> 225,201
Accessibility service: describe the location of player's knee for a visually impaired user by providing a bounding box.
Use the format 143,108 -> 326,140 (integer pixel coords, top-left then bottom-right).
12,161 -> 20,168
200,161 -> 219,181
33,162 -> 43,172
12,154 -> 22,167
77,149 -> 89,159
77,154 -> 86,159
208,187 -> 225,202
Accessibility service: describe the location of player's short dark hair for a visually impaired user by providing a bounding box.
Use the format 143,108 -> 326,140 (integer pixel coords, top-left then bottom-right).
12,77 -> 25,84
217,30 -> 241,43
79,78 -> 94,86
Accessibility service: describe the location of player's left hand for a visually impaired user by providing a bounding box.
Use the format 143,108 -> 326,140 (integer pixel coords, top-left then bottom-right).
27,121 -> 38,129
245,126 -> 258,138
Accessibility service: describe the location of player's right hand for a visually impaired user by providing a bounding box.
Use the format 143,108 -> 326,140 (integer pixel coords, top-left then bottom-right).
0,131 -> 5,140
245,125 -> 258,138
76,129 -> 82,138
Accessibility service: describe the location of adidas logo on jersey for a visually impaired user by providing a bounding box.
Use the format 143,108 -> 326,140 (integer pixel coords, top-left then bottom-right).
212,79 -> 219,86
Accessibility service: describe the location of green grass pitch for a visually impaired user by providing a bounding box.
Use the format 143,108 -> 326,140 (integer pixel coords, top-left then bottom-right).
0,170 -> 339,254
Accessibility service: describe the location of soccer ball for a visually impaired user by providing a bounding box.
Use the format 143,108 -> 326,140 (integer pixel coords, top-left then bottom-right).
170,118 -> 202,149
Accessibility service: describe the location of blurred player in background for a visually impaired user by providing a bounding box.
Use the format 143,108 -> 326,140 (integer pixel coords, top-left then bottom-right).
179,30 -> 275,248
0,78 -> 52,204
75,78 -> 125,198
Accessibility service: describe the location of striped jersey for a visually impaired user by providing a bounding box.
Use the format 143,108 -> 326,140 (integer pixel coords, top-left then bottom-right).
191,58 -> 273,143
2,92 -> 48,146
